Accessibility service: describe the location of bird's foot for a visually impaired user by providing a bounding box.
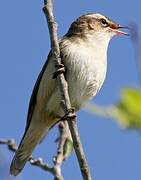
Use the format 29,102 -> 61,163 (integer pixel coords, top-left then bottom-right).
52,64 -> 65,79
60,108 -> 76,121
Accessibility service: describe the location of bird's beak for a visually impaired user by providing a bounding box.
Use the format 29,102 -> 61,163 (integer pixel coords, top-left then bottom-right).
114,25 -> 129,36
109,23 -> 129,36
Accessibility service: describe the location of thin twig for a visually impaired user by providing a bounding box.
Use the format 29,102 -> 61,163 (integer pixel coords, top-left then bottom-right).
30,157 -> 54,175
0,126 -> 70,180
43,0 -> 92,180
0,139 -> 18,152
53,122 -> 70,180
0,139 -> 54,174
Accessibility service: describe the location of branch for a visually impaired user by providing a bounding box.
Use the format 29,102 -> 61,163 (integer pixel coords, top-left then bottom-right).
0,139 -> 18,152
43,1 -> 92,180
0,139 -> 54,175
0,136 -> 71,179
0,123 -> 71,180
53,122 -> 71,180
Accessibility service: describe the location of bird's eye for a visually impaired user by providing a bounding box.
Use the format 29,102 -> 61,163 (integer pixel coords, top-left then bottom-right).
100,18 -> 109,27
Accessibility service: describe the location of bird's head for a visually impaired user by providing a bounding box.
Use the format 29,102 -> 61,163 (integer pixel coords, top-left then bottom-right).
67,13 -> 128,41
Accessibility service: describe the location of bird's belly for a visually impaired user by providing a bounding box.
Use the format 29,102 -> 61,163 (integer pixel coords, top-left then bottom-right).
65,58 -> 107,109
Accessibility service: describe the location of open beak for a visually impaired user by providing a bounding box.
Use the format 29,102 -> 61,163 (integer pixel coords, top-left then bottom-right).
115,25 -> 129,36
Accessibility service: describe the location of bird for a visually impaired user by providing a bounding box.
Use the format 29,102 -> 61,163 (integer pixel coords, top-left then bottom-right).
10,13 -> 128,176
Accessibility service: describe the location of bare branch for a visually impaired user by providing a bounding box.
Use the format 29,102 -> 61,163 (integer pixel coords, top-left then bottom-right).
29,157 -> 54,175
0,139 -> 55,176
53,122 -> 69,180
43,0 -> 92,180
0,124 -> 72,179
0,139 -> 18,152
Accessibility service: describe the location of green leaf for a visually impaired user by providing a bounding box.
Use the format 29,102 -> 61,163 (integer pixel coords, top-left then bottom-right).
116,88 -> 141,129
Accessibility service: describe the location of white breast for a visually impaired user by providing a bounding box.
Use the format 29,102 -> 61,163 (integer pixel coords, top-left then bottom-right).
63,40 -> 107,109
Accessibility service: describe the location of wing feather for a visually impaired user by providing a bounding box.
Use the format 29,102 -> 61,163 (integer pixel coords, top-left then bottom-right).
24,51 -> 55,137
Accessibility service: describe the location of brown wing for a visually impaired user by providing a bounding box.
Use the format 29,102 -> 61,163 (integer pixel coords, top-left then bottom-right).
24,51 -> 53,135
21,37 -> 68,141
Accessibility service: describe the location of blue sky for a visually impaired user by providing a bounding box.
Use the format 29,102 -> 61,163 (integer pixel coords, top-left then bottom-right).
0,1 -> 141,180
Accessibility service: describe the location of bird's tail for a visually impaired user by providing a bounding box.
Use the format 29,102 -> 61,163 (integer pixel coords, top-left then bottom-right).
10,121 -> 49,176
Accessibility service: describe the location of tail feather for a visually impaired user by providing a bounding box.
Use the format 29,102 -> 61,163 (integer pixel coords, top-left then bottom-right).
10,122 -> 49,176
10,149 -> 31,176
